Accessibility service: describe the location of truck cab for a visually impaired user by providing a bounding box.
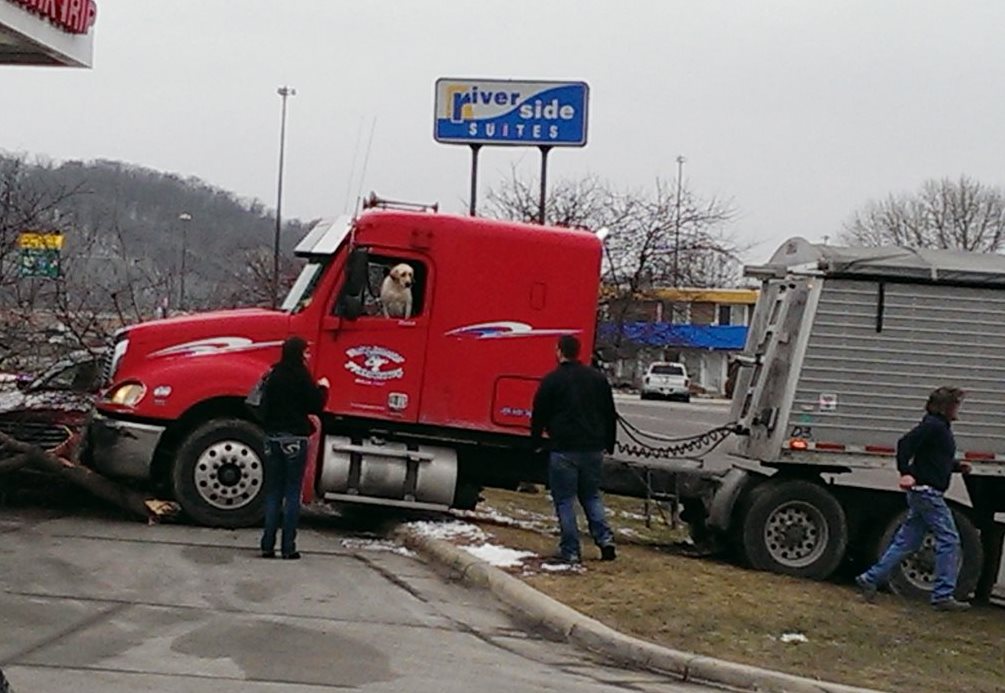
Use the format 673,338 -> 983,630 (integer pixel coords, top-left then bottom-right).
86,210 -> 603,527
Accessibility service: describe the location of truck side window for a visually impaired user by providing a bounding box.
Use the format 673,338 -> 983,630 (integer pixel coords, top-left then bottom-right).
335,254 -> 427,319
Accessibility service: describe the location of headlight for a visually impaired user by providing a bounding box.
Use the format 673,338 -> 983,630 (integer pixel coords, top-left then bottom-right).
108,382 -> 146,407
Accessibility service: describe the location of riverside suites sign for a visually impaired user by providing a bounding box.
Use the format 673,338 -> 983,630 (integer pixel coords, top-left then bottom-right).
7,0 -> 97,35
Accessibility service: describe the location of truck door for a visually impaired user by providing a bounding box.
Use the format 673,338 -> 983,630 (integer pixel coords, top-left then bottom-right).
317,249 -> 431,423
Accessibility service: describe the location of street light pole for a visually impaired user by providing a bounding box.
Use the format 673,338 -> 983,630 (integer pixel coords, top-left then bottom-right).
178,212 -> 192,311
273,85 -> 296,309
673,155 -> 686,287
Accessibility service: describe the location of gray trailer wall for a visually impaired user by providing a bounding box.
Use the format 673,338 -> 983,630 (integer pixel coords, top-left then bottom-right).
789,279 -> 1005,455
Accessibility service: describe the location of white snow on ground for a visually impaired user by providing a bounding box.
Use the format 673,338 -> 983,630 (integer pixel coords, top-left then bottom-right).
407,520 -> 488,542
340,538 -> 416,557
450,506 -> 550,531
461,543 -> 537,568
541,562 -> 579,572
780,633 -> 809,644
408,519 -> 547,571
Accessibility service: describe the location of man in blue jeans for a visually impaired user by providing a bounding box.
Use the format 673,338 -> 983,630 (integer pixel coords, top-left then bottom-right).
856,386 -> 972,611
531,335 -> 617,563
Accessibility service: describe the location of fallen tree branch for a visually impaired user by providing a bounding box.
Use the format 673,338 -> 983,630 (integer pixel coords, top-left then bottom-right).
0,431 -> 179,523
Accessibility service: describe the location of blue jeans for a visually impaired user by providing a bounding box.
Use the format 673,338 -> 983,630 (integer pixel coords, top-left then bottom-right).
859,488 -> 961,603
548,451 -> 614,560
260,434 -> 308,557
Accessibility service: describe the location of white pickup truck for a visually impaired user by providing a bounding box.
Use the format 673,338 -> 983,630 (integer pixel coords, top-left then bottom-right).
640,362 -> 690,402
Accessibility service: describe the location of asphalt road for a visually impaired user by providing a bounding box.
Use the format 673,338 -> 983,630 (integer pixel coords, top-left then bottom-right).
0,506 -> 719,693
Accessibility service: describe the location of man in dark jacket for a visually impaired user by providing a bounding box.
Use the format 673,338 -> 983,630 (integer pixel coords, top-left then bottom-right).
531,335 -> 617,563
259,336 -> 328,560
856,386 -> 972,610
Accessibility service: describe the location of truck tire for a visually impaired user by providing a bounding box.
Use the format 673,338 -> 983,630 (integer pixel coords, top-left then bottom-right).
740,479 -> 848,580
171,418 -> 266,528
874,507 -> 983,601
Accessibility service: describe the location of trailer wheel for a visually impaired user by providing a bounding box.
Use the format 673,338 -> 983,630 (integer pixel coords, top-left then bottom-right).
741,479 -> 848,579
875,507 -> 983,601
171,418 -> 266,528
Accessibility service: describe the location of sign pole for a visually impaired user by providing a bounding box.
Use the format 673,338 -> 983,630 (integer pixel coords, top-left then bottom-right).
469,144 -> 482,216
538,145 -> 552,225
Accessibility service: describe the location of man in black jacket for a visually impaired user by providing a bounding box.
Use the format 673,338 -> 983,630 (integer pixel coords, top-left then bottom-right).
856,386 -> 972,610
531,335 -> 616,563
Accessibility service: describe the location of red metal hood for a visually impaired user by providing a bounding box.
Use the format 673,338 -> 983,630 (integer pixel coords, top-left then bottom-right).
125,309 -> 291,357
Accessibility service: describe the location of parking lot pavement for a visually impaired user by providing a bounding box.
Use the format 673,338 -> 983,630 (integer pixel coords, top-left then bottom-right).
0,508 -> 716,693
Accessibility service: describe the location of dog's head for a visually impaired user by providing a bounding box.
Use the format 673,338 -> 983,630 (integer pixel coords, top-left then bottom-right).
389,263 -> 414,289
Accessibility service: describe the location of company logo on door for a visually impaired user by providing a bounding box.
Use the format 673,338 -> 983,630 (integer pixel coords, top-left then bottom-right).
345,345 -> 405,381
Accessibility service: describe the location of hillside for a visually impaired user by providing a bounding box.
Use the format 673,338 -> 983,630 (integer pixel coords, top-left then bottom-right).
0,154 -> 311,311
0,154 -> 313,368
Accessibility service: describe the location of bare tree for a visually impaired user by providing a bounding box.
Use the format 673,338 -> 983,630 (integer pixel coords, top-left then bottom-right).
842,176 -> 1005,252
485,170 -> 744,361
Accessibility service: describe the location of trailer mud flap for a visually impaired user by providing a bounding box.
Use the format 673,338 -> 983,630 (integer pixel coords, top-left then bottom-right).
707,468 -> 752,532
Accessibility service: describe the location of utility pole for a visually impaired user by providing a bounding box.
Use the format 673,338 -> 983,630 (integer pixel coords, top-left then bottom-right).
178,212 -> 192,310
273,85 -> 296,309
673,155 -> 686,287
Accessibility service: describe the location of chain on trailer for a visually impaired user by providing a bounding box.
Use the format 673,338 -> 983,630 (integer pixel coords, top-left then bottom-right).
610,411 -> 742,529
615,414 -> 739,461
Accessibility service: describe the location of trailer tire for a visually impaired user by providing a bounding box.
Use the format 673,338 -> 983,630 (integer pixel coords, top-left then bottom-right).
875,507 -> 983,601
171,418 -> 266,528
741,479 -> 847,580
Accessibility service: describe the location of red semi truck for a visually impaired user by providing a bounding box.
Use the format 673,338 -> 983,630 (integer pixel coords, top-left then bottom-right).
85,209 -> 603,526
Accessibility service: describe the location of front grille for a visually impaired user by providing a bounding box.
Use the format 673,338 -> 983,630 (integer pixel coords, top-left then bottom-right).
0,420 -> 72,450
99,348 -> 114,386
101,331 -> 129,387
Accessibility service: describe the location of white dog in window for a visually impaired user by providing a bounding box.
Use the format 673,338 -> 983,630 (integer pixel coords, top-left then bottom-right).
380,263 -> 414,319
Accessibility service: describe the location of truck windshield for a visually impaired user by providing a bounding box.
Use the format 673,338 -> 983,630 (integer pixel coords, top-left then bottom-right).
281,261 -> 326,313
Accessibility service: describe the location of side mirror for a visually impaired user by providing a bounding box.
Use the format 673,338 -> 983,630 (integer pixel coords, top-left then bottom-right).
339,295 -> 364,320
337,247 -> 369,320
344,247 -> 369,295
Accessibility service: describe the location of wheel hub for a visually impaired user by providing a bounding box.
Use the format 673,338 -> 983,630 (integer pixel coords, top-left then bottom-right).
763,501 -> 829,568
902,534 -> 938,586
193,440 -> 263,510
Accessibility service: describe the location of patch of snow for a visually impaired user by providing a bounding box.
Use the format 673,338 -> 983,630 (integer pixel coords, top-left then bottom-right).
460,543 -> 536,568
407,520 -> 487,542
450,507 -> 551,532
780,633 -> 809,644
541,562 -> 578,572
340,538 -> 417,557
617,511 -> 649,522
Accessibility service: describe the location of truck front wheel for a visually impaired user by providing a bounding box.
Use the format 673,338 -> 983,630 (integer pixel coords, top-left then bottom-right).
874,507 -> 983,601
171,418 -> 266,528
740,479 -> 848,580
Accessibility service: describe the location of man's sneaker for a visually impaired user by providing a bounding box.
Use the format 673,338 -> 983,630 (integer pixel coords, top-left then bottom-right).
600,544 -> 617,561
932,598 -> 971,612
855,575 -> 877,603
558,552 -> 581,564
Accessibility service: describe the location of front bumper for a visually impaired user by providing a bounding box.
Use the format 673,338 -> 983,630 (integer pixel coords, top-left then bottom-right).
85,412 -> 166,480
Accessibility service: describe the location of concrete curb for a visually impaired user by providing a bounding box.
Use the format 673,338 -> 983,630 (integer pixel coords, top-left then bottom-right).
396,528 -> 883,693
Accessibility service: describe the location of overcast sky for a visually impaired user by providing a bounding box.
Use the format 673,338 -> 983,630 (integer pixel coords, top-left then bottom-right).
3,0 -> 1004,261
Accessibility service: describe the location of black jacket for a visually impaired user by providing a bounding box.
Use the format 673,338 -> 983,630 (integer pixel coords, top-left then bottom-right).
896,413 -> 959,492
531,361 -> 617,453
261,362 -> 328,436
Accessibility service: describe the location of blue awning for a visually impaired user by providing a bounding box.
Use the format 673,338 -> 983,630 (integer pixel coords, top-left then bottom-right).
599,323 -> 748,350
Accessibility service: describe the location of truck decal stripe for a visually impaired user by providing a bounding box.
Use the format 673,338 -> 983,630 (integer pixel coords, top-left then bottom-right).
445,321 -> 580,340
150,337 -> 284,358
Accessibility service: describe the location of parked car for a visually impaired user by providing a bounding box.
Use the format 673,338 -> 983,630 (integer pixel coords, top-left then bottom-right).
640,361 -> 690,401
0,352 -> 102,452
